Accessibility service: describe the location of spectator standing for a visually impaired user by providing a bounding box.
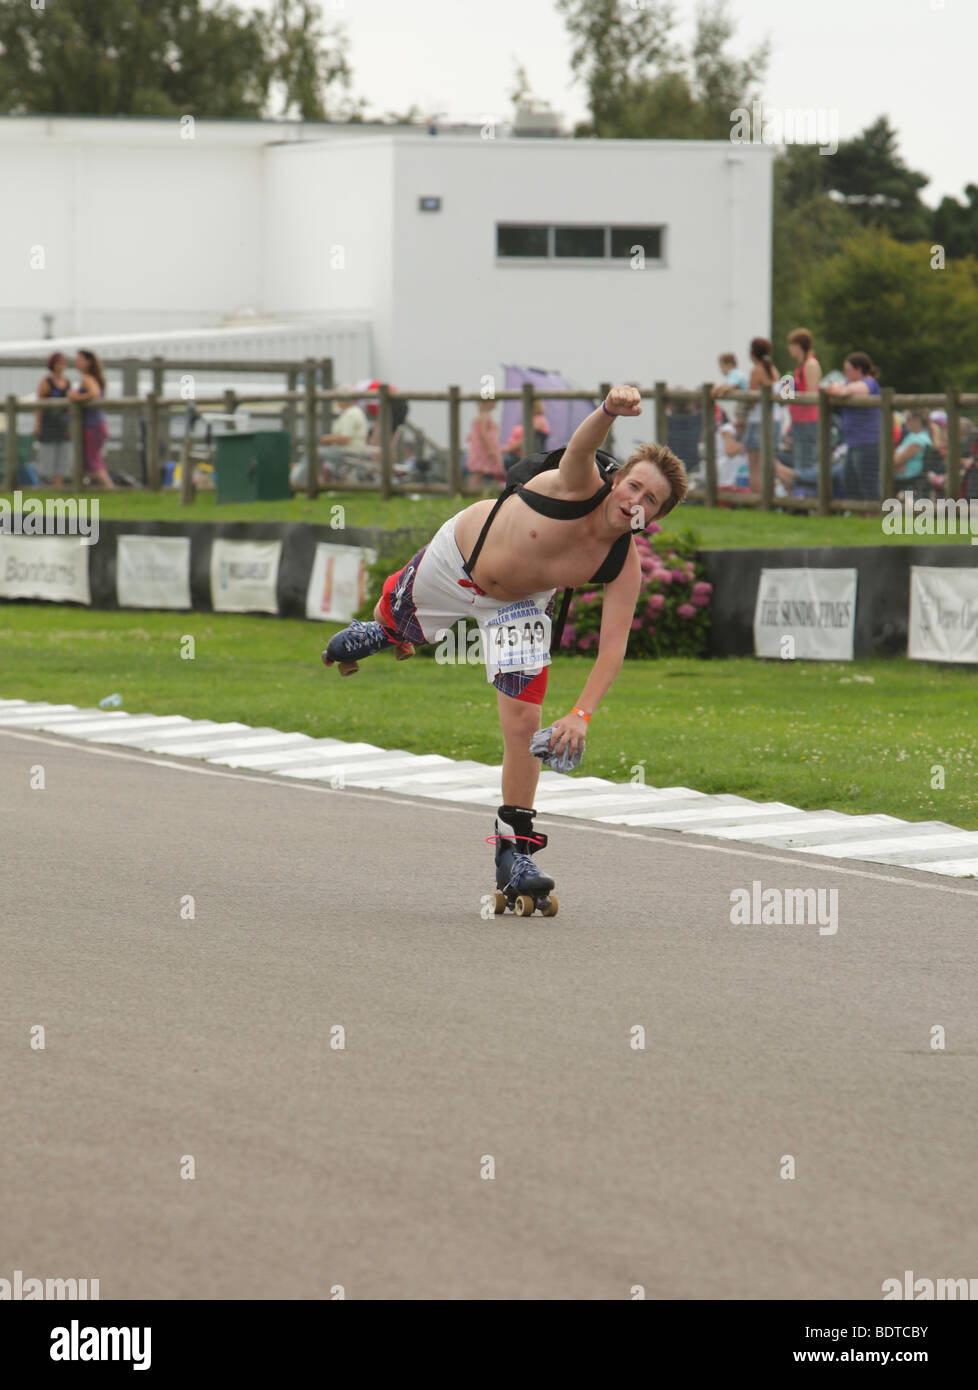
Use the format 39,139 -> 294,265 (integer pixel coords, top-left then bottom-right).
466,399 -> 504,487
34,351 -> 71,487
68,349 -> 113,488
826,352 -> 882,500
928,409 -> 948,460
741,337 -> 780,494
532,398 -> 550,452
782,329 -> 821,485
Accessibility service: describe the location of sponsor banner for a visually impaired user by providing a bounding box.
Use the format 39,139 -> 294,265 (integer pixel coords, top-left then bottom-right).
908,566 -> 978,664
210,539 -> 281,614
753,567 -> 857,660
305,543 -> 377,622
117,535 -> 191,610
0,534 -> 91,604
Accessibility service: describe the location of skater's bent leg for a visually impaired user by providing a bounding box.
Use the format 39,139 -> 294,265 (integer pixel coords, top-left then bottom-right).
497,689 -> 542,807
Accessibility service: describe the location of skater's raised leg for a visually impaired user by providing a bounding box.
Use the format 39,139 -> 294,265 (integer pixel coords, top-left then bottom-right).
322,615 -> 414,676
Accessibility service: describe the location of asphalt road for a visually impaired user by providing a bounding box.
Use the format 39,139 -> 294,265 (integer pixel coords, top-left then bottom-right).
2,726 -> 976,1300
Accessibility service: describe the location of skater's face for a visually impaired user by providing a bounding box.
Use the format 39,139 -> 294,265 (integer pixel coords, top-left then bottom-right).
609,462 -> 668,533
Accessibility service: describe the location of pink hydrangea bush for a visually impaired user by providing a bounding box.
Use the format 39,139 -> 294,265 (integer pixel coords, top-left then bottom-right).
560,525 -> 711,658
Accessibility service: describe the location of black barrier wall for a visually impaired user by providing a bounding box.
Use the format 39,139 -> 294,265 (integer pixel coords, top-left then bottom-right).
4,520 -> 429,618
3,521 -> 978,658
701,545 -> 978,658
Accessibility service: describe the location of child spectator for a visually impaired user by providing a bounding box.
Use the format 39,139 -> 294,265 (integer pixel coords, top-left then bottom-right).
465,399 -> 504,488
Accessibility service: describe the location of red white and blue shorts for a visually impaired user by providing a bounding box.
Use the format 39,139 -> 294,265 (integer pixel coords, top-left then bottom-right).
377,515 -> 555,704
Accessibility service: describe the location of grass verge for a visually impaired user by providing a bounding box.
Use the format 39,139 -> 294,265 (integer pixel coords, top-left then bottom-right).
4,488 -> 977,549
1,605 -> 974,830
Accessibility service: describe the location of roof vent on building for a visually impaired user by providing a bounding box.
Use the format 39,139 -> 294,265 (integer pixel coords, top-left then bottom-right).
512,105 -> 563,138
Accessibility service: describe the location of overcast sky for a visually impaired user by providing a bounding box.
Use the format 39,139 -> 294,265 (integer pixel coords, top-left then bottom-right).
260,0 -> 975,207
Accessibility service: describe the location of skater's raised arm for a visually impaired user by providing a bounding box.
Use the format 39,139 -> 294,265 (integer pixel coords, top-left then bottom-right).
559,385 -> 642,491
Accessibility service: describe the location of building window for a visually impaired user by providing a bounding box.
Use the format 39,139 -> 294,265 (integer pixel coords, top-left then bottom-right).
497,223 -> 664,263
610,226 -> 662,261
496,224 -> 548,257
554,225 -> 605,258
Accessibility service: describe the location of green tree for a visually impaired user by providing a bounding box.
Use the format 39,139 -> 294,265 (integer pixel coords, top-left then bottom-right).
556,0 -> 766,139
0,0 -> 354,119
770,148 -> 859,359
933,185 -> 978,262
810,231 -> 978,391
263,0 -> 358,121
822,116 -> 932,243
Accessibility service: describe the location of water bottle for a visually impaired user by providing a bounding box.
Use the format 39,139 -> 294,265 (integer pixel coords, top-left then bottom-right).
99,694 -> 123,709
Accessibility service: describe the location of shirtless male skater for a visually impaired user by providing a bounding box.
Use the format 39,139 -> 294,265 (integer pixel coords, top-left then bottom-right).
323,385 -> 688,913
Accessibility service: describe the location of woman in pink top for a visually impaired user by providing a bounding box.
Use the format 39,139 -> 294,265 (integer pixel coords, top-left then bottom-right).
465,400 -> 504,487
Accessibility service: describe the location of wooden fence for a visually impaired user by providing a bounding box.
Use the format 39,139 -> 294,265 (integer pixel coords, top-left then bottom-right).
2,367 -> 976,510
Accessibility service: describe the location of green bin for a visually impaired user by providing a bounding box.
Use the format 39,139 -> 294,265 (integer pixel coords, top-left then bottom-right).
215,431 -> 291,503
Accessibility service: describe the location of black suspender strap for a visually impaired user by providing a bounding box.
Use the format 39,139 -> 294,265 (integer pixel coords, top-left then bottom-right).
552,587 -> 574,651
462,483 -> 517,578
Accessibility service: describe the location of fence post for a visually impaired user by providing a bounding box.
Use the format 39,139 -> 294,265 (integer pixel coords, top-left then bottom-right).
151,356 -> 171,471
448,385 -> 462,495
180,417 -> 195,506
304,358 -> 318,499
521,382 -> 534,459
654,380 -> 667,446
3,395 -> 18,490
285,368 -> 298,443
320,358 -> 334,447
120,356 -> 139,474
146,391 -> 161,491
70,399 -> 85,490
760,381 -> 774,510
701,383 -> 717,508
817,388 -> 833,516
946,386 -> 961,500
379,382 -> 393,500
879,387 -> 895,502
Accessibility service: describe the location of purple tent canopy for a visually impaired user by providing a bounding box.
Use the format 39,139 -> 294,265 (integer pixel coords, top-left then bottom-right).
501,366 -> 597,455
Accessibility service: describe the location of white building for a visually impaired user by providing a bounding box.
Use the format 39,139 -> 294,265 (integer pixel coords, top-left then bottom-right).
0,116 -> 773,422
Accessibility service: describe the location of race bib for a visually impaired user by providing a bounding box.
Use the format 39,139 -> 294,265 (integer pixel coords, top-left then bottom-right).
479,599 -> 552,683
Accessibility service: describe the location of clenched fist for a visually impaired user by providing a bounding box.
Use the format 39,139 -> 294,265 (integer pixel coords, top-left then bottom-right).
603,385 -> 642,417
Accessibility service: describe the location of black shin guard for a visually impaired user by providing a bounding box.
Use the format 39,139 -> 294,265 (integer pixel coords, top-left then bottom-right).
498,804 -> 546,858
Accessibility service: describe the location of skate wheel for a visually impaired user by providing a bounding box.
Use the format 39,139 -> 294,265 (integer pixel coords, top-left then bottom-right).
514,894 -> 535,917
492,891 -> 507,915
542,895 -> 558,918
337,660 -> 359,676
